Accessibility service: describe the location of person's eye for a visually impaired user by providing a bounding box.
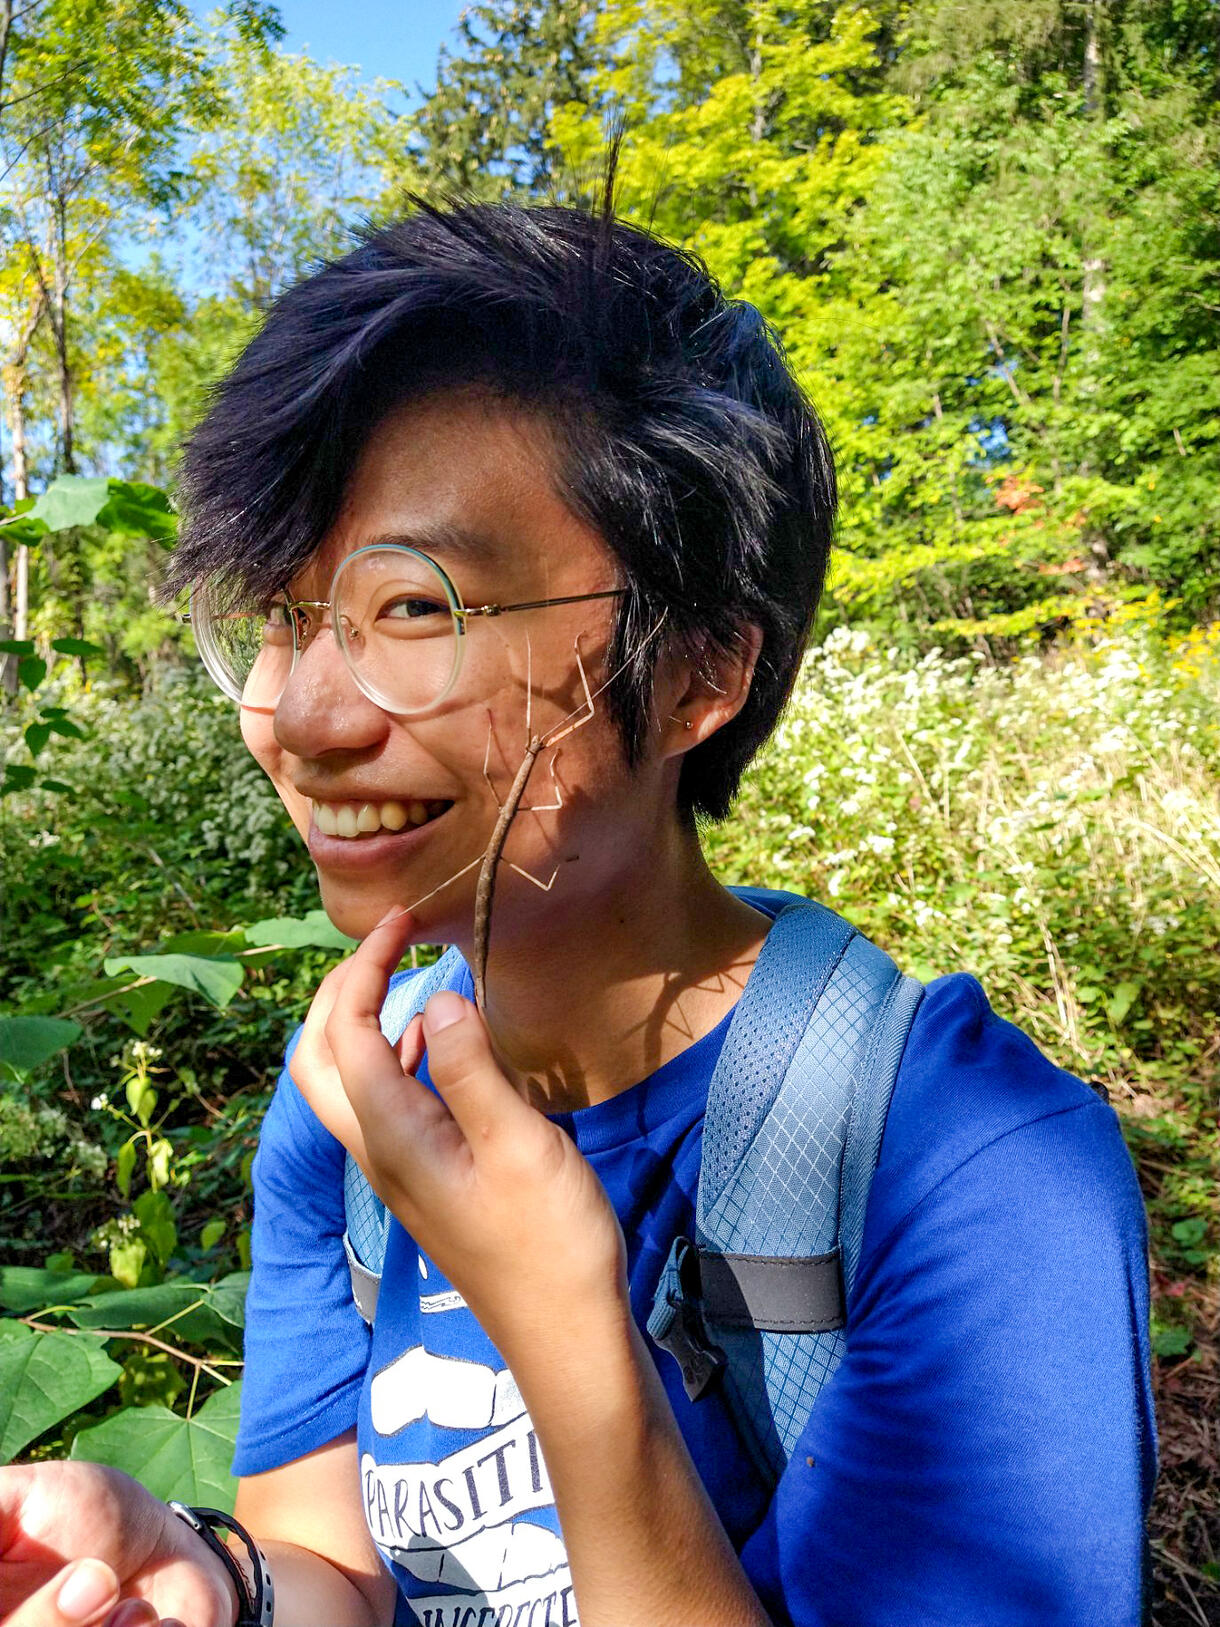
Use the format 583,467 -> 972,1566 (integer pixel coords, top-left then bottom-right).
381,595 -> 449,621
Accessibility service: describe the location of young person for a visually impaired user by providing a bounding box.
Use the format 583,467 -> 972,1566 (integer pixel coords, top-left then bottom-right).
0,200 -> 1155,1627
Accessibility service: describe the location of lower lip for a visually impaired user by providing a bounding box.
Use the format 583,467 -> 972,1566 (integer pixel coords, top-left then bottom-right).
306,808 -> 452,871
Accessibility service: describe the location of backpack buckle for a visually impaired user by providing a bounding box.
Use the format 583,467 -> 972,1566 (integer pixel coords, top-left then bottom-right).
646,1234 -> 726,1401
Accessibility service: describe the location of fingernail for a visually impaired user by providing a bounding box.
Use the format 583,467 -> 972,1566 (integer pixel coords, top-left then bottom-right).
423,990 -> 466,1034
57,1558 -> 118,1622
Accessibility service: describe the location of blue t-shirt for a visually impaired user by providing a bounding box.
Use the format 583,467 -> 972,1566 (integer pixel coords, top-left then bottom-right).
233,959 -> 1156,1627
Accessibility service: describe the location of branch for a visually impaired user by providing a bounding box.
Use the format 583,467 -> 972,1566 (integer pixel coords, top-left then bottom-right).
2,280 -> 45,368
20,1316 -> 239,1385
0,62 -> 83,113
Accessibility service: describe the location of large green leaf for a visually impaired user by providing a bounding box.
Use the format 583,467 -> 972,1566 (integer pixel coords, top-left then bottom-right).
0,1322 -> 122,1463
70,1382 -> 242,1509
69,1278 -> 244,1352
96,481 -> 177,542
50,636 -> 105,658
0,1267 -> 115,1315
206,1273 -> 249,1330
101,953 -> 244,1010
108,978 -> 178,1036
16,973 -> 176,1037
25,476 -> 112,534
0,1016 -> 82,1076
244,910 -> 356,951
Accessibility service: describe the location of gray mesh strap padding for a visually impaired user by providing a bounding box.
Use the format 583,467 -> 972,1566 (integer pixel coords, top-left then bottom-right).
343,948 -> 466,1325
697,888 -> 923,1483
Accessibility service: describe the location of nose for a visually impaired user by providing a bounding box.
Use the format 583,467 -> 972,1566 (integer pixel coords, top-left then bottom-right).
272,624 -> 390,758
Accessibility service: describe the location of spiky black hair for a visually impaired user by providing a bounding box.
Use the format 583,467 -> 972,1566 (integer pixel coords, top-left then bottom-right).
168,197 -> 836,820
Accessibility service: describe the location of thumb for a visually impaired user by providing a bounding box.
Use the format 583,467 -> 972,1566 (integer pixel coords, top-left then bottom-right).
421,991 -> 532,1145
5,1558 -> 127,1627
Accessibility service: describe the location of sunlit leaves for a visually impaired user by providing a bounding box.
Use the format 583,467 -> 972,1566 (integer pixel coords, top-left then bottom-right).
244,910 -> 356,951
0,1323 -> 122,1463
70,1380 -> 242,1509
101,953 -> 245,1011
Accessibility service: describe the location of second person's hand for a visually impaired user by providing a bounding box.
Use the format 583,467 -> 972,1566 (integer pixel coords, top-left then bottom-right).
0,1461 -> 239,1627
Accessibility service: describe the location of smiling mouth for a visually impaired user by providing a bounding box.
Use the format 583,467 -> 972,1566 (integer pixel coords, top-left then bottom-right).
311,798 -> 452,838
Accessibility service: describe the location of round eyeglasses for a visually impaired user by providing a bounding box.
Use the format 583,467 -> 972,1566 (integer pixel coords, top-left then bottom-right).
189,543 -> 625,716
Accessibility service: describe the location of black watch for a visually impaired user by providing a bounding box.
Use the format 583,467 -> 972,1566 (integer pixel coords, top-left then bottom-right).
168,1501 -> 275,1627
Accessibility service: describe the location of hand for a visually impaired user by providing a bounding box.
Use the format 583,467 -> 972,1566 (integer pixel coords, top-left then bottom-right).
288,911 -> 629,1374
0,1462 -> 239,1627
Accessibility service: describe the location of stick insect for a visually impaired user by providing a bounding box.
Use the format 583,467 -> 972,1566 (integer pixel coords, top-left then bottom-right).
381,616 -> 665,1013
471,635 -> 598,1011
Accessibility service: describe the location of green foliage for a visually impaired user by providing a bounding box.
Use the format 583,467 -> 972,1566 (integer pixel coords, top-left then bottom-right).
0,1016 -> 82,1077
411,1 -> 601,198
186,35 -> 413,306
69,1382 -> 242,1509
0,1322 -> 122,1461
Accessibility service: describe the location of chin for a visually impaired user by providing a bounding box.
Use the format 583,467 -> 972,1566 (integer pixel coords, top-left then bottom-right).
314,878 -> 460,948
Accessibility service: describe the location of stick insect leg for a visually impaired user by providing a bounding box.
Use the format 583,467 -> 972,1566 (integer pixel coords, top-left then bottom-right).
519,748 -> 565,814
505,860 -> 562,891
539,636 -> 596,751
482,709 -> 504,810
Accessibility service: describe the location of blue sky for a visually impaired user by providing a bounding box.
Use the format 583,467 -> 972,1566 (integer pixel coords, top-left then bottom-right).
270,0 -> 468,101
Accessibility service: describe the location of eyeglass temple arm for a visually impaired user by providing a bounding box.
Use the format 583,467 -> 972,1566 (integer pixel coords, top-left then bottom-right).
461,588 -> 626,621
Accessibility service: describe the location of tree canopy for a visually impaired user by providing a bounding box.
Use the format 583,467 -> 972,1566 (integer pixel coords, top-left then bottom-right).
1,0 -> 1216,659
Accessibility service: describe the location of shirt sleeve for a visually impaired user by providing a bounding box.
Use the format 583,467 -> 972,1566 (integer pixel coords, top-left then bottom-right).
231,1025 -> 372,1476
740,975 -> 1158,1627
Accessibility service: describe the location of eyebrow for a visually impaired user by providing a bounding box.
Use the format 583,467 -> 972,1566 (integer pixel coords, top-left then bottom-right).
363,522 -> 502,565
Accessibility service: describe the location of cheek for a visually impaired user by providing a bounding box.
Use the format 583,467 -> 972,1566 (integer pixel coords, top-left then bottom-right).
240,708 -> 310,839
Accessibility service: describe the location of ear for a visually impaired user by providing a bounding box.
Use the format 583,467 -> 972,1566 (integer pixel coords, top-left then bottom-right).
661,624 -> 763,757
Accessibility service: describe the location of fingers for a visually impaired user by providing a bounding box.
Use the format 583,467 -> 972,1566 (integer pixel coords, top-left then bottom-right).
289,925 -> 406,1163
420,991 -> 535,1146
339,908 -> 418,1026
325,916 -> 438,1125
395,1012 -> 426,1078
4,1558 -> 127,1627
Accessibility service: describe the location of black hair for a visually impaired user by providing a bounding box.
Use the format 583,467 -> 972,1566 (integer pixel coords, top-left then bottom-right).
168,198 -> 836,820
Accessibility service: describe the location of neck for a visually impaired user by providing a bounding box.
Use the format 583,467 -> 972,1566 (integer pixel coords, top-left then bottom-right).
473,823 -> 771,1113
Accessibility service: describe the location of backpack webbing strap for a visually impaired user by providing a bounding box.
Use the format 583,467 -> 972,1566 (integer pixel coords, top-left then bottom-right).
698,1249 -> 843,1333
342,948 -> 466,1325
678,888 -> 922,1484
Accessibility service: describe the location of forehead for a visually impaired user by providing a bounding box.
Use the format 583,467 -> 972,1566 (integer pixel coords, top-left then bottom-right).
295,391 -> 614,593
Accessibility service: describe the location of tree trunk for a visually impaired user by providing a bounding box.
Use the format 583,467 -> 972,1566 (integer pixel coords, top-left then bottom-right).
748,13 -> 764,210
2,344 -> 35,692
1079,0 -> 1106,342
1077,0 -> 1106,508
52,186 -> 76,474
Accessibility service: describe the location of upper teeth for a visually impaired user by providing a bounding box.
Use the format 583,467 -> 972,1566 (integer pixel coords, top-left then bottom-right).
312,799 -> 445,838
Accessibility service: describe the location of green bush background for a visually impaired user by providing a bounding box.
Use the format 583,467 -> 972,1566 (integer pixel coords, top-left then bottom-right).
2,615 -> 1216,1550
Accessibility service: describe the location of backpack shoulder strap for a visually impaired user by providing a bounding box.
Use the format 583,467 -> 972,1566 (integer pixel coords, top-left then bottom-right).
342,947 -> 466,1326
648,890 -> 923,1484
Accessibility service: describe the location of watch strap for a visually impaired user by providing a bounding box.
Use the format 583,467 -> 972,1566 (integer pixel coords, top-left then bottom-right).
168,1501 -> 275,1627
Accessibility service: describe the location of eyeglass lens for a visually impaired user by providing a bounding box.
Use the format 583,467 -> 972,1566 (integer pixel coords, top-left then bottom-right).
194,546 -> 463,715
